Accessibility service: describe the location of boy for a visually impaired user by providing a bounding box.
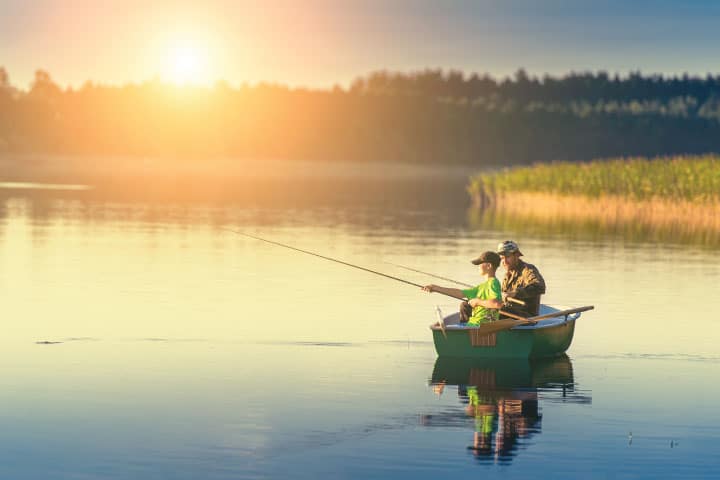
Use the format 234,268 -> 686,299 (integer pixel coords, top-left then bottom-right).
423,251 -> 503,326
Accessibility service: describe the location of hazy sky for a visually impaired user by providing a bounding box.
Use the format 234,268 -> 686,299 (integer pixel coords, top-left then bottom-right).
2,0 -> 720,89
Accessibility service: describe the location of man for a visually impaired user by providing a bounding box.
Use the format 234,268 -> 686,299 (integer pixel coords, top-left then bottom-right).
497,240 -> 546,317
423,251 -> 502,326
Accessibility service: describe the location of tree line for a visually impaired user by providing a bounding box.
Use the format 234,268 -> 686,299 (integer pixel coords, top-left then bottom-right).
1,67 -> 720,165
352,68 -> 720,106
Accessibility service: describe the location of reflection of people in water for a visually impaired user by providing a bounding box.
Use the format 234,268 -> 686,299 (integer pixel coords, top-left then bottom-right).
465,386 -> 540,461
466,386 -> 495,454
424,355 -> 587,464
432,380 -> 446,396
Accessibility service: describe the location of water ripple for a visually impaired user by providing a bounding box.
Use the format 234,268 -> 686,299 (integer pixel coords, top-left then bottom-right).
578,353 -> 720,363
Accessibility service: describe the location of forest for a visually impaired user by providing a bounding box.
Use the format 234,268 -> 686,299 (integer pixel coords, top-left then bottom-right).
2,67 -> 720,165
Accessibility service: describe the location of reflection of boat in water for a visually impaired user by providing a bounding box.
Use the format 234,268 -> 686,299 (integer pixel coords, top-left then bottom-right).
431,305 -> 588,358
431,354 -> 576,390
421,355 -> 591,464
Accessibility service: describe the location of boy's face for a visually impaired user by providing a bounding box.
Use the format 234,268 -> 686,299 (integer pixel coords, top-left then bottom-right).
478,262 -> 493,275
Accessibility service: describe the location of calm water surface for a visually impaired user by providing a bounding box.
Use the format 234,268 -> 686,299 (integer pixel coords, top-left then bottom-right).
0,165 -> 718,479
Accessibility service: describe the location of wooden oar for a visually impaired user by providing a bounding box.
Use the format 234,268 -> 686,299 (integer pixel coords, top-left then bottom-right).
429,311 -> 527,336
430,297 -> 531,335
468,318 -> 531,335
492,305 -> 594,329
526,305 -> 594,322
431,305 -> 594,336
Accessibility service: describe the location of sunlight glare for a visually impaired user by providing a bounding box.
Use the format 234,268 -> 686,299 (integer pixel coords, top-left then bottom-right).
165,44 -> 207,85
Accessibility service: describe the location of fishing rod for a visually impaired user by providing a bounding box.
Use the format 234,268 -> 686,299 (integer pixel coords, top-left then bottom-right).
385,261 -> 526,306
225,229 -> 444,293
225,229 -> 530,321
384,261 -> 473,287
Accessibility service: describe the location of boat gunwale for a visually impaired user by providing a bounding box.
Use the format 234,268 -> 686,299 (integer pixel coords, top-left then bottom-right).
432,305 -> 583,332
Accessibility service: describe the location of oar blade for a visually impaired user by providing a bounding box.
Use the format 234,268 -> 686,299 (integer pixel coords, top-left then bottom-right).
528,305 -> 595,322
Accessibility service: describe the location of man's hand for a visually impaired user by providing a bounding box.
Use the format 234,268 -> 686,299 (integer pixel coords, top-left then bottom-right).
422,284 -> 437,293
468,298 -> 482,308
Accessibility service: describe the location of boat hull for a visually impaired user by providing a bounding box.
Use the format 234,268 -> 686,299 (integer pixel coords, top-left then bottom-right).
432,318 -> 576,359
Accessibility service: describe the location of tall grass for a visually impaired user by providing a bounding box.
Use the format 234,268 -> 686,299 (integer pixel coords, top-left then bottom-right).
469,155 -> 720,203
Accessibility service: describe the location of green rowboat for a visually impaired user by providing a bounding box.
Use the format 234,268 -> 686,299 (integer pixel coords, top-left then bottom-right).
430,305 -> 588,359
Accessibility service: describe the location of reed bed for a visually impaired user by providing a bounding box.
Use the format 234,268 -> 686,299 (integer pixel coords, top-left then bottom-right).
470,155 -> 720,203
468,155 -> 720,240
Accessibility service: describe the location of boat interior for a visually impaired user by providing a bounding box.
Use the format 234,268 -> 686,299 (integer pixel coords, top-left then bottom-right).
438,304 -> 582,330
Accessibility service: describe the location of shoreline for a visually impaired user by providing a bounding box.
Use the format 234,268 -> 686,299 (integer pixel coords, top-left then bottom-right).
0,153 -> 479,182
472,191 -> 720,235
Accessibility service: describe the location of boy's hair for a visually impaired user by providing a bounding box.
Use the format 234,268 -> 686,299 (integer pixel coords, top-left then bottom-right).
471,251 -> 501,269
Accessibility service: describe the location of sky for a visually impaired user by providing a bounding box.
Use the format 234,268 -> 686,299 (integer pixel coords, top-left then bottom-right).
2,0 -> 720,89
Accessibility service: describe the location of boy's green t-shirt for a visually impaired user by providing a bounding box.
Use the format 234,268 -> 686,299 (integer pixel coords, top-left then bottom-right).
467,387 -> 495,434
462,277 -> 502,326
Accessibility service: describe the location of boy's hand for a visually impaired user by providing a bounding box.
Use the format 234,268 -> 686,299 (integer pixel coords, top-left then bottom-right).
468,298 -> 481,308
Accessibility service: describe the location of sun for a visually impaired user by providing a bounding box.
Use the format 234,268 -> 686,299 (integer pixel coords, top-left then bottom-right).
164,44 -> 207,85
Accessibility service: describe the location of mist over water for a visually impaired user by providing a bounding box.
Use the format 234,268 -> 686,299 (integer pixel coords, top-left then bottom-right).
1,160 -> 718,479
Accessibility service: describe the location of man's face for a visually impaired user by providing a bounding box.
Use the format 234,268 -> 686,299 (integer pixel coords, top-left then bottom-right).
501,252 -> 520,270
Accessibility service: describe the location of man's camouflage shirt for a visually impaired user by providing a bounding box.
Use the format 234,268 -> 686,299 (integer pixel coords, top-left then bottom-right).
502,259 -> 546,317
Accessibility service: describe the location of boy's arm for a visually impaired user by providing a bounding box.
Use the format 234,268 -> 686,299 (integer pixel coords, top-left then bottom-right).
422,284 -> 466,299
468,280 -> 502,308
469,298 -> 502,309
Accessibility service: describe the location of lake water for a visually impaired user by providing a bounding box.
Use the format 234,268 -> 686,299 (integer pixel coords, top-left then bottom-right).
1,162 -> 718,479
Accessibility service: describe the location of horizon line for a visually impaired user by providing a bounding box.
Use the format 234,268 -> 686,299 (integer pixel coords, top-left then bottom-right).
4,66 -> 720,92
